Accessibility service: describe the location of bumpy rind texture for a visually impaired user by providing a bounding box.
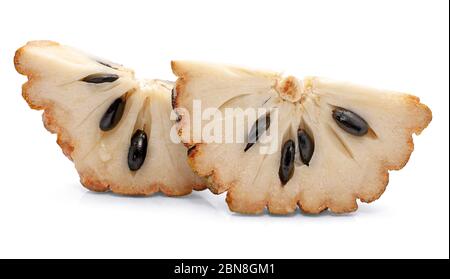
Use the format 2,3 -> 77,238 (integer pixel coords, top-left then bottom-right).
15,41 -> 206,196
172,60 -> 432,214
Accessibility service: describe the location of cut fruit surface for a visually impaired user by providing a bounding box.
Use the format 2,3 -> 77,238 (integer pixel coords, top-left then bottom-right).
15,41 -> 205,196
172,61 -> 432,214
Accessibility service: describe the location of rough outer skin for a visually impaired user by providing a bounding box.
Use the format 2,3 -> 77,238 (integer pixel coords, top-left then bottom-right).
172,61 -> 432,215
15,41 -> 206,196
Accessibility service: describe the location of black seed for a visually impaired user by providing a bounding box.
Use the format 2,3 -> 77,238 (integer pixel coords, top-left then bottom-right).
81,73 -> 119,84
279,140 -> 296,185
128,129 -> 148,171
332,107 -> 369,136
298,129 -> 314,166
99,97 -> 126,131
244,112 -> 271,152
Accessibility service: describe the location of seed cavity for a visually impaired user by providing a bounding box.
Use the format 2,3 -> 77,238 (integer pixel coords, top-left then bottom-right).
187,145 -> 196,156
99,97 -> 126,131
327,124 -> 355,159
332,107 -> 368,136
97,60 -> 118,70
297,129 -> 314,166
171,88 -> 177,110
81,73 -> 119,84
171,88 -> 182,122
262,97 -> 272,106
279,139 -> 295,185
244,112 -> 271,152
128,129 -> 148,171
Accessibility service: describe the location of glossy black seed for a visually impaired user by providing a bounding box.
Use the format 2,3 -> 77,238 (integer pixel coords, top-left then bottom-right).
99,97 -> 126,131
128,130 -> 148,171
298,129 -> 314,166
332,108 -> 369,136
82,73 -> 119,84
279,139 -> 295,185
244,112 -> 271,152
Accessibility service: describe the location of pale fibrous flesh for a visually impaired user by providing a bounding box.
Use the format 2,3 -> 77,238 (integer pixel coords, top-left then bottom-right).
172,61 -> 432,214
15,41 -> 205,196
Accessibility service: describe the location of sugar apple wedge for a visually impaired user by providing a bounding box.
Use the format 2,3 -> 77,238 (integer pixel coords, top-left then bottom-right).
15,41 -> 206,196
172,61 -> 432,214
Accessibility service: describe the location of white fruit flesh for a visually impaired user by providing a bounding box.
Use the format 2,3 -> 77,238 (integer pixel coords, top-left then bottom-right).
15,41 -> 205,195
172,61 -> 432,214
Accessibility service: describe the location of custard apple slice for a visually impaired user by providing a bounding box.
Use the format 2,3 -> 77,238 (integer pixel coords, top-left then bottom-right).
15,41 -> 206,195
172,61 -> 432,214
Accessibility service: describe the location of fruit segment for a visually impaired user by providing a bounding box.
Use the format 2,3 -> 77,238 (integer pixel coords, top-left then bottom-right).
172,61 -> 432,214
15,41 -> 205,196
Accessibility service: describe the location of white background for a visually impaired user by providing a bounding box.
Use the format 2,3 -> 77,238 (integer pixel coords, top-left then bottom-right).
0,0 -> 448,259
